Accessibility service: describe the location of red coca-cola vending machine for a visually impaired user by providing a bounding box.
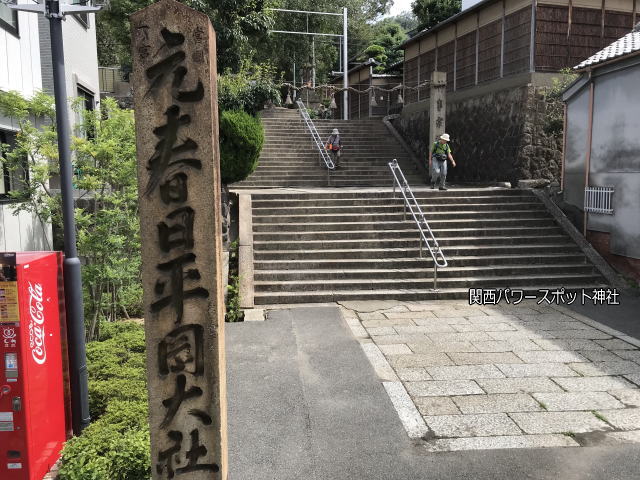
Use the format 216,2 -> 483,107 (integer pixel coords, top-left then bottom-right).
0,252 -> 70,480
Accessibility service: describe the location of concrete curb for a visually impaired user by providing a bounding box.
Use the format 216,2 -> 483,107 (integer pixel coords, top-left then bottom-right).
532,189 -> 631,294
383,114 -> 427,176
238,194 -> 254,309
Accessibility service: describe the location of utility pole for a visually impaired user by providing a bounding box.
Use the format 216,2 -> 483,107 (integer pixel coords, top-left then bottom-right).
10,0 -> 100,435
343,7 -> 348,120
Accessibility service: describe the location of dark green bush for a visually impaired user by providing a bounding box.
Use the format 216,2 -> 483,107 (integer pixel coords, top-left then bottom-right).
59,322 -> 151,480
220,110 -> 264,184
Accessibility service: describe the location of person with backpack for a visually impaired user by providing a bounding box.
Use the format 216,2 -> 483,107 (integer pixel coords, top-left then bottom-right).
428,133 -> 456,190
326,128 -> 342,168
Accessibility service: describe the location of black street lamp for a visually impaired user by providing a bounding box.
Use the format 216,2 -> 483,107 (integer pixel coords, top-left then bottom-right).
10,0 -> 101,435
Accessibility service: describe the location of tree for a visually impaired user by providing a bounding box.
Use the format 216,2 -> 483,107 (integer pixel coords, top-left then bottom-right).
412,0 -> 461,31
96,0 -> 273,72
0,92 -> 141,341
361,19 -> 407,70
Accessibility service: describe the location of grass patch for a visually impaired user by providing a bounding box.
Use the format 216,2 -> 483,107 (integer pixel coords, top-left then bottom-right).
592,411 -> 608,423
562,431 -> 576,438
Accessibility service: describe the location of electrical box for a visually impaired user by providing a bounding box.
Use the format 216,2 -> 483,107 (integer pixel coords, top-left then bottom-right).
0,252 -> 70,480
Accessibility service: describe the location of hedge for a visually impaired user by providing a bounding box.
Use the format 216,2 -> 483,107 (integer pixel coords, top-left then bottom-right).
58,321 -> 151,480
219,109 -> 264,184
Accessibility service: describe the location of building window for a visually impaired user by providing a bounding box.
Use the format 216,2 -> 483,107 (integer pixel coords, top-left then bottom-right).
0,2 -> 19,37
584,186 -> 615,215
0,130 -> 28,200
76,85 -> 95,139
72,0 -> 90,29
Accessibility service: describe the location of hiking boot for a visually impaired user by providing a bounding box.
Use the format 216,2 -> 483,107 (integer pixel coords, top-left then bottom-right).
431,183 -> 436,189
439,186 -> 448,191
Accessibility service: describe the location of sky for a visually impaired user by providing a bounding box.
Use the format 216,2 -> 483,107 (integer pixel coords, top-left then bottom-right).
386,0 -> 414,17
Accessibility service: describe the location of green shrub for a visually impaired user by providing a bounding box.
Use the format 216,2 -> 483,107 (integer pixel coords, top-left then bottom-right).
58,402 -> 150,480
218,64 -> 281,115
59,322 -> 151,480
219,110 -> 264,184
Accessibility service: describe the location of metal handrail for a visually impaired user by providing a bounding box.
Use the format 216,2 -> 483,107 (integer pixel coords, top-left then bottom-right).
296,100 -> 335,180
388,159 -> 448,290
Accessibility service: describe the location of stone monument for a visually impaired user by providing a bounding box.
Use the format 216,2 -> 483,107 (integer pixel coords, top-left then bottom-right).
429,71 -> 447,144
130,0 -> 227,478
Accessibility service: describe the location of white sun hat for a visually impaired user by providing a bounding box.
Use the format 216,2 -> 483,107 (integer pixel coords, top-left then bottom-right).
440,133 -> 450,141
332,128 -> 339,134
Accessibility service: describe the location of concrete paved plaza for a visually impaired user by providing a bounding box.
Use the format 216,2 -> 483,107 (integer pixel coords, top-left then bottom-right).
339,299 -> 640,452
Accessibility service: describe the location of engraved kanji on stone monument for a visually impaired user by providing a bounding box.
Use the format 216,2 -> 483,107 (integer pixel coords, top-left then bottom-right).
131,0 -> 227,478
429,71 -> 447,143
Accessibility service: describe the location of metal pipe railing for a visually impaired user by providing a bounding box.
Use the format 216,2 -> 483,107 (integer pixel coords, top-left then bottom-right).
296,99 -> 335,185
388,159 -> 448,291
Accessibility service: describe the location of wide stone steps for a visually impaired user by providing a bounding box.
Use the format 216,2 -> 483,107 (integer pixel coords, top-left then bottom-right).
254,263 -> 597,281
252,218 -> 559,232
253,226 -> 566,241
253,283 -> 608,304
247,187 -> 608,304
254,273 -> 603,293
253,253 -> 589,270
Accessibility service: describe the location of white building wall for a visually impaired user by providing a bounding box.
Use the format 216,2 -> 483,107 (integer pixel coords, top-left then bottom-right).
0,204 -> 53,251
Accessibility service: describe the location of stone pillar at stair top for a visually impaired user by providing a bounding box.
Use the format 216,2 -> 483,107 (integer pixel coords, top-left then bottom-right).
130,0 -> 227,478
429,71 -> 447,145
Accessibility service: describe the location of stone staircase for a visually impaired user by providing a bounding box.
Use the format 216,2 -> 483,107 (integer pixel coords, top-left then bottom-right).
232,107 -> 424,188
249,188 -> 608,305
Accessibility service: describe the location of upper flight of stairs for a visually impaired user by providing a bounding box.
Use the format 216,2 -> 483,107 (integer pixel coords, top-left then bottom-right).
232,107 -> 424,188
249,188 -> 608,305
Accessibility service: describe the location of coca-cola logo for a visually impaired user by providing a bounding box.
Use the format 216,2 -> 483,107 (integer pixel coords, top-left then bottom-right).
28,282 -> 46,365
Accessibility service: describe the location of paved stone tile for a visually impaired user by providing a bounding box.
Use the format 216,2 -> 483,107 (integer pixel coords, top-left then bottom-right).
552,376 -> 638,392
613,350 -> 640,362
624,373 -> 640,386
383,381 -> 429,439
509,411 -> 611,434
515,313 -> 575,323
379,344 -> 413,355
453,323 -> 517,332
428,332 -> 493,343
396,367 -> 432,381
366,326 -> 397,336
405,380 -> 484,397
532,392 -> 624,411
496,363 -> 578,378
387,353 -> 453,368
360,343 -> 399,381
485,307 -> 541,316
372,334 -> 427,345
473,339 -> 542,352
489,331 -> 556,341
358,312 -> 387,321
597,409 -> 640,430
596,339 -> 638,350
415,396 -> 460,415
598,430 -> 640,445
425,413 -> 521,437
477,377 -> 563,394
466,315 -> 519,324
426,364 -> 505,380
395,325 -> 456,335
424,434 -> 579,452
413,317 -> 470,326
452,393 -> 542,414
362,319 -> 414,328
384,311 -> 436,319
577,350 -> 622,362
570,361 -> 640,376
516,321 -> 593,332
408,341 -> 479,353
608,389 -> 640,407
548,330 -> 612,340
515,351 -> 588,364
533,339 -> 605,351
433,308 -> 483,318
448,352 -> 523,365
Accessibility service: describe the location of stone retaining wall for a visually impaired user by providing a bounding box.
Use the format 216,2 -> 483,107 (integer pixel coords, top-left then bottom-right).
392,82 -> 562,185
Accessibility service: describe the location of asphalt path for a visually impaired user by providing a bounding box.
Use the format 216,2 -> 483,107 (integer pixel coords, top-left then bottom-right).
227,306 -> 640,480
